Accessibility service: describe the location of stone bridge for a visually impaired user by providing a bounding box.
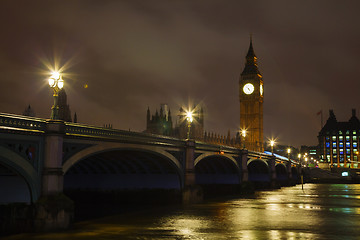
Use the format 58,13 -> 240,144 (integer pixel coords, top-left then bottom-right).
0,112 -> 300,229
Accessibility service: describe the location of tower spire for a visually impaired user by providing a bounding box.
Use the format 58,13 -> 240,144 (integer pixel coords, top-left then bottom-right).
241,36 -> 260,76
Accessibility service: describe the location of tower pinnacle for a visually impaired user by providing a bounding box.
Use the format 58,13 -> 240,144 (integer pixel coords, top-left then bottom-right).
241,36 -> 261,76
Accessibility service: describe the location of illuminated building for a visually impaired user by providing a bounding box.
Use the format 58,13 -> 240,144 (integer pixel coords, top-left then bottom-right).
239,37 -> 264,152
318,109 -> 360,168
145,104 -> 204,140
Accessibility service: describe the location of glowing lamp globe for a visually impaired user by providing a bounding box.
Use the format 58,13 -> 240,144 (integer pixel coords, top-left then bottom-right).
48,77 -> 55,87
58,77 -> 64,89
186,112 -> 193,123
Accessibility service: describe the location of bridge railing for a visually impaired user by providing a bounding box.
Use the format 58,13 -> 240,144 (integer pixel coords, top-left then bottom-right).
0,113 -> 46,133
65,122 -> 186,147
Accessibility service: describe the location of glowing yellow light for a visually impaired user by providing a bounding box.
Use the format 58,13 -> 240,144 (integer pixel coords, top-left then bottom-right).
270,140 -> 275,147
51,71 -> 60,80
241,129 -> 246,137
186,111 -> 193,123
84,84 -> 88,88
287,148 -> 291,154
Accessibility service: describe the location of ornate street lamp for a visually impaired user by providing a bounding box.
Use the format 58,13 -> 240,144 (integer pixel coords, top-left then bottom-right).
48,71 -> 64,120
241,129 -> 247,149
186,111 -> 193,139
287,148 -> 291,162
270,139 -> 275,155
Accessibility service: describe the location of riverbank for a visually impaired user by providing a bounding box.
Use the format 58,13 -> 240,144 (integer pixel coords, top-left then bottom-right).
304,167 -> 360,184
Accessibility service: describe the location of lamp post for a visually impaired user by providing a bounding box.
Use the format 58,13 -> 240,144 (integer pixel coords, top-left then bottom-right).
298,153 -> 301,165
287,148 -> 291,162
186,111 -> 193,139
270,140 -> 275,155
241,129 -> 247,149
48,72 -> 64,120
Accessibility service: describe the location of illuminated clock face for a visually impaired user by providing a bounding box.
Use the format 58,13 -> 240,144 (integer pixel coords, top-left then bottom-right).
243,83 -> 254,95
260,84 -> 263,96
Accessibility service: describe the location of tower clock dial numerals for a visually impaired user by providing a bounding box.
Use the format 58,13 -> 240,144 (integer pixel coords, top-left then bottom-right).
243,83 -> 254,95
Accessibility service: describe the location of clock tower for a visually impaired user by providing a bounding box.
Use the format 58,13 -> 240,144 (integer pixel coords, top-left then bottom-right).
239,37 -> 264,152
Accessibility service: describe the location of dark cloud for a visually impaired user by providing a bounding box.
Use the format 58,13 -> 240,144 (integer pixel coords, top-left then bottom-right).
1,0 -> 360,147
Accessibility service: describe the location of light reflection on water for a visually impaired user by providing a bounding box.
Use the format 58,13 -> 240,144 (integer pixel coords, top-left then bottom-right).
4,184 -> 360,240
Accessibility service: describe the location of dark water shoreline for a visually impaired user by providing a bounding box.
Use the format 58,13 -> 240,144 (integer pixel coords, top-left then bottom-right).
3,183 -> 360,239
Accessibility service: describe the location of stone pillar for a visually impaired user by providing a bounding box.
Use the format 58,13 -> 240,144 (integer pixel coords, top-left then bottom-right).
286,162 -> 293,180
184,140 -> 195,186
269,156 -> 279,188
241,149 -> 248,182
182,140 -> 203,204
42,120 -> 65,195
35,120 -> 73,231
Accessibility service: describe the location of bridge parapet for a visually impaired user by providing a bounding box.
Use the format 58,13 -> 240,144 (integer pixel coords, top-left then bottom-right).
0,113 -> 46,134
65,122 -> 186,147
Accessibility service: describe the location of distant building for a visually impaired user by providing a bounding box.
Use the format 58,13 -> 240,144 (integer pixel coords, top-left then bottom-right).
23,88 -> 77,122
58,89 -> 72,122
145,104 -> 173,136
300,145 -> 319,167
318,109 -> 360,168
22,105 -> 35,117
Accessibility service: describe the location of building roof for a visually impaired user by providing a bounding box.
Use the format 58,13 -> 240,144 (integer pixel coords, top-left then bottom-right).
319,109 -> 360,135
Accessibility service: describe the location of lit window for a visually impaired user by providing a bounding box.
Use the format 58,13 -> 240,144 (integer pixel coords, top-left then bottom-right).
326,142 -> 330,148
353,131 -> 357,135
346,142 -> 350,148
346,136 -> 350,141
354,142 -> 358,148
332,136 -> 337,141
339,136 -> 343,141
326,136 -> 330,141
354,149 -> 358,153
353,136 -> 357,141
340,142 -> 344,148
346,149 -> 351,154
339,131 -> 343,135
333,149 -> 337,154
340,157 -> 344,162
346,131 -> 350,134
333,142 -> 337,148
347,155 -> 351,159
340,149 -> 344,155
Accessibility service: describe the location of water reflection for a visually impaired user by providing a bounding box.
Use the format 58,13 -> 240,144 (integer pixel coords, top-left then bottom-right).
4,184 -> 360,239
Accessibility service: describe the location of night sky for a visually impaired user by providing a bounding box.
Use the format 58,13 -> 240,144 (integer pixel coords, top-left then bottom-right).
1,0 -> 360,148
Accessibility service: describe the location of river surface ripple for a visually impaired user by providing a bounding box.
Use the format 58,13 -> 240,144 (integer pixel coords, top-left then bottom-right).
5,184 -> 360,240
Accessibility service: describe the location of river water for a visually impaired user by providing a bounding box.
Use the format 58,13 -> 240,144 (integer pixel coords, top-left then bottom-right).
4,184 -> 360,240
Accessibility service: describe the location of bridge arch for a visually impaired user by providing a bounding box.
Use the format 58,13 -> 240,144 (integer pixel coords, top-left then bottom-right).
247,158 -> 270,182
275,163 -> 288,181
194,153 -> 240,184
0,146 -> 40,203
63,142 -> 184,189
